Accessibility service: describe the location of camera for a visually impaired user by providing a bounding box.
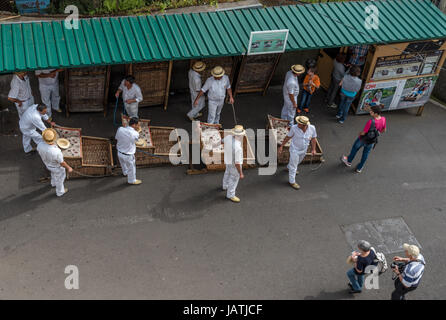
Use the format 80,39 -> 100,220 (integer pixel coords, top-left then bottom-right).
391,261 -> 406,279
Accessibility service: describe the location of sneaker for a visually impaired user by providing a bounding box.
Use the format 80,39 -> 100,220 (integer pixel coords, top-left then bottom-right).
355,168 -> 362,173
349,289 -> 362,294
228,196 -> 240,203
341,156 -> 352,167
335,114 -> 341,119
303,108 -> 309,113
196,113 -> 203,117
328,103 -> 337,109
297,109 -> 302,114
289,182 -> 300,190
55,108 -> 62,113
347,283 -> 353,289
338,120 -> 344,124
129,179 -> 142,185
188,116 -> 195,122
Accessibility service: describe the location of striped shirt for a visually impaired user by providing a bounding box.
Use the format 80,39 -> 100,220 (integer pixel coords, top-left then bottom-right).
401,254 -> 425,288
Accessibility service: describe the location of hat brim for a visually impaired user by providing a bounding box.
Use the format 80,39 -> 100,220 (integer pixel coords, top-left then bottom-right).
193,64 -> 206,72
211,71 -> 225,77
291,65 -> 305,74
295,118 -> 310,125
56,138 -> 70,150
231,130 -> 246,136
43,128 -> 58,144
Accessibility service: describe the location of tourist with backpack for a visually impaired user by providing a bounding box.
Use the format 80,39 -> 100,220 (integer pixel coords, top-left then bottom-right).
340,106 -> 386,173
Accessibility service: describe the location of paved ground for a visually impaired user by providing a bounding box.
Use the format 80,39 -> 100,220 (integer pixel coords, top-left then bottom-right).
1,88 -> 446,299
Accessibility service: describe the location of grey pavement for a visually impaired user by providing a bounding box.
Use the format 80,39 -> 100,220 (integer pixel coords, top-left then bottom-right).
1,88 -> 446,299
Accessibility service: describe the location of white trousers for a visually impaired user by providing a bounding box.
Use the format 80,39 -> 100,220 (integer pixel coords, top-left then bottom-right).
118,152 -> 136,184
124,102 -> 139,118
187,91 -> 205,119
223,164 -> 240,199
207,99 -> 224,124
15,96 -> 34,119
39,84 -> 60,117
48,166 -> 66,197
21,130 -> 43,153
287,150 -> 306,184
281,99 -> 297,125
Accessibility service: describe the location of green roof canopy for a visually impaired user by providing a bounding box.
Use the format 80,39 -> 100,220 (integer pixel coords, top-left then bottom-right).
1,0 -> 446,73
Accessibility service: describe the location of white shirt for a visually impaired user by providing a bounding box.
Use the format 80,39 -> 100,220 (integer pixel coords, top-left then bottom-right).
19,104 -> 49,135
188,69 -> 202,94
223,135 -> 243,165
115,126 -> 140,155
119,80 -> 143,104
37,142 -> 64,168
287,124 -> 317,154
201,75 -> 231,101
283,71 -> 299,103
35,69 -> 59,86
8,74 -> 33,101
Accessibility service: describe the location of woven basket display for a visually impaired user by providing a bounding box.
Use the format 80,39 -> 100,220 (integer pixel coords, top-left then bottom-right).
66,67 -> 108,112
236,54 -> 280,94
267,114 -> 323,164
128,62 -> 170,107
198,122 -> 255,171
66,136 -> 113,179
121,114 -> 154,148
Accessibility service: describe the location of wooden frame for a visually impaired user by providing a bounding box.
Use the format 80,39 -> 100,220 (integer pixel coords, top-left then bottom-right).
126,61 -> 173,110
266,115 -> 324,165
233,53 -> 282,96
64,66 -> 111,117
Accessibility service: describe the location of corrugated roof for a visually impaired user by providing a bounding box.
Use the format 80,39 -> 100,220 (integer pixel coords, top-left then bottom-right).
1,0 -> 446,73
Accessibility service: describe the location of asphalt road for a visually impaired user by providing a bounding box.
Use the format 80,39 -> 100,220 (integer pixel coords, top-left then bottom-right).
1,88 -> 446,299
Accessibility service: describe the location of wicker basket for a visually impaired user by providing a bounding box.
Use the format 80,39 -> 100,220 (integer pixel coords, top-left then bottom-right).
199,122 -> 255,172
267,115 -> 323,164
126,61 -> 172,108
235,54 -> 281,94
65,66 -> 110,114
66,136 -> 114,179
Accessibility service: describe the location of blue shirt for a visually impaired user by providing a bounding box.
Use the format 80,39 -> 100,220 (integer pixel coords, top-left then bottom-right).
402,254 -> 426,288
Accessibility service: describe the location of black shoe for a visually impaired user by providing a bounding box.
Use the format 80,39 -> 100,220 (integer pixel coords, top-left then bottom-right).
349,289 -> 362,294
347,283 -> 353,289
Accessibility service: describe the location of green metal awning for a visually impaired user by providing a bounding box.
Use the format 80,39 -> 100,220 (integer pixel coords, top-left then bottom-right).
1,0 -> 446,73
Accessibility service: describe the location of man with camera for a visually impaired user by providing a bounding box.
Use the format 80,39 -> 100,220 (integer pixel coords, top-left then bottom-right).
391,243 -> 426,300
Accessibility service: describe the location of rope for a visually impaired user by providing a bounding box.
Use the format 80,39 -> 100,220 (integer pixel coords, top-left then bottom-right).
113,99 -> 120,127
135,149 -> 169,158
309,154 -> 323,172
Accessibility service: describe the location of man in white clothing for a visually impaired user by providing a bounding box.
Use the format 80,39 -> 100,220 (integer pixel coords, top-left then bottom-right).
19,104 -> 55,154
115,117 -> 142,185
37,128 -> 73,197
8,72 -> 35,118
281,65 -> 305,125
279,116 -> 317,190
186,61 -> 206,121
115,75 -> 143,118
35,69 -> 63,118
194,66 -> 234,125
222,125 -> 245,203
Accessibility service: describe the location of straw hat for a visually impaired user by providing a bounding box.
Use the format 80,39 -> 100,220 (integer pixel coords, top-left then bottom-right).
211,66 -> 225,77
231,125 -> 246,136
403,243 -> 420,257
56,138 -> 70,150
42,128 -> 58,144
296,115 -> 310,126
192,61 -> 206,72
291,64 -> 305,74
135,138 -> 147,148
